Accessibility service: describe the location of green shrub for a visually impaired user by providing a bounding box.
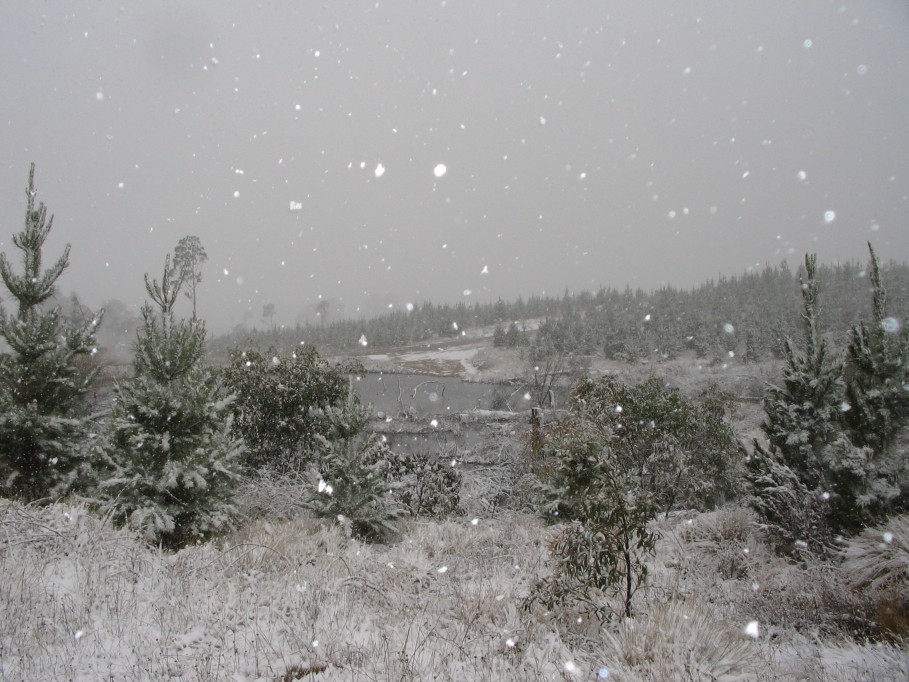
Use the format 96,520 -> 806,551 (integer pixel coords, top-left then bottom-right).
221,347 -> 351,470
380,449 -> 462,518
530,412 -> 658,620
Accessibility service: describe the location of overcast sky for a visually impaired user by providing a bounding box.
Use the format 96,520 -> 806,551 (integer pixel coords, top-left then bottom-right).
2,1 -> 908,333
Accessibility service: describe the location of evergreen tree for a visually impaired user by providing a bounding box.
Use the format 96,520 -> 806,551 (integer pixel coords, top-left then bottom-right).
0,164 -> 102,500
492,324 -> 506,347
844,243 -> 909,455
98,257 -> 242,548
306,389 -> 403,542
760,254 -> 845,488
748,252 -> 905,549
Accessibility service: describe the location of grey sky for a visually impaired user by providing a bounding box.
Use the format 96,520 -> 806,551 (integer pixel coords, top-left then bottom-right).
2,1 -> 908,333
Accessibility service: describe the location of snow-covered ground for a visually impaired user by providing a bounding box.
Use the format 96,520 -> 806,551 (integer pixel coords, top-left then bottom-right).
2,500 -> 905,681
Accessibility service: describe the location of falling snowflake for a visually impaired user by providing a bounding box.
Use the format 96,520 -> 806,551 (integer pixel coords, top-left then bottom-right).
434,163 -> 447,177
744,621 -> 760,639
374,163 -> 385,178
881,317 -> 901,333
824,210 -> 836,223
358,334 -> 368,347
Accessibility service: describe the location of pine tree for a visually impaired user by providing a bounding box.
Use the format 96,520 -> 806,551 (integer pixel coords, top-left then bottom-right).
748,251 -> 905,548
0,164 -> 102,500
306,388 -> 403,542
760,254 -> 845,488
844,243 -> 909,455
98,257 -> 242,548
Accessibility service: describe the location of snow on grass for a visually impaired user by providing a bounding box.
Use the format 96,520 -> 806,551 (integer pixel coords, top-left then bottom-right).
2,499 -> 907,680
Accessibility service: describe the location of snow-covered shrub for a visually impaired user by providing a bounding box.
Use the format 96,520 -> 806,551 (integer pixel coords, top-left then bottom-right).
220,346 -> 351,470
378,448 -> 462,518
98,259 -> 243,549
571,375 -> 744,514
0,164 -> 103,500
529,411 -> 658,620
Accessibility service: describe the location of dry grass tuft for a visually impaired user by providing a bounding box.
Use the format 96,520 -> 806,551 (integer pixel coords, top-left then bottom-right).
602,599 -> 765,680
840,514 -> 909,641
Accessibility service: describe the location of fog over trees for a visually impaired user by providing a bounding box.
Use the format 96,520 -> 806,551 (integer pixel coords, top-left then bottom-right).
2,3 -> 908,679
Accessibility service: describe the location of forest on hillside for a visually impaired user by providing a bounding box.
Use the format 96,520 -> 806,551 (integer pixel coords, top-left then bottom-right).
210,257 -> 909,364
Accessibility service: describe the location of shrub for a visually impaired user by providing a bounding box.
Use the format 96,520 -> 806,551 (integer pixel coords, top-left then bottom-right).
572,375 -> 743,514
221,347 -> 351,470
380,449 -> 462,518
530,412 -> 658,620
840,514 -> 909,640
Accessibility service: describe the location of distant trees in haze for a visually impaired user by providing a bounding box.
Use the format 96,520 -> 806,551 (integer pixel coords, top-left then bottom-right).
170,235 -> 207,321
209,257 -> 909,364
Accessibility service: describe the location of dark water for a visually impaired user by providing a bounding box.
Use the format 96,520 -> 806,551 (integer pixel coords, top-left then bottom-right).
351,372 -> 509,417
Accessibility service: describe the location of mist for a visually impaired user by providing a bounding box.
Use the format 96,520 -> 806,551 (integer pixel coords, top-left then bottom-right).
2,1 -> 908,334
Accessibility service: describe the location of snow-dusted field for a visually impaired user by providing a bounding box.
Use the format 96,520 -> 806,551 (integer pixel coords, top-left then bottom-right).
2,498 -> 905,681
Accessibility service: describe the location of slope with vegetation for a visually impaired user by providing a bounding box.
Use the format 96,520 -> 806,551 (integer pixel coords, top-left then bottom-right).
0,164 -> 907,678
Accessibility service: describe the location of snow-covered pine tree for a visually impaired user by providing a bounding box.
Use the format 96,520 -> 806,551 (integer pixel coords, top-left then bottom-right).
0,164 -> 102,500
748,251 -> 906,548
748,254 -> 845,550
98,257 -> 243,549
844,243 -> 909,455
760,254 -> 846,488
307,387 -> 403,542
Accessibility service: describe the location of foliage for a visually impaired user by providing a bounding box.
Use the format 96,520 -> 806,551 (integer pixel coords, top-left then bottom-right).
843,243 -> 909,457
0,164 -> 102,500
531,406 -> 658,620
210,256 -> 909,363
98,257 -> 243,549
220,347 -> 351,470
170,235 -> 207,321
380,448 -> 462,518
749,251 -> 907,551
572,375 -> 743,514
306,391 -> 403,542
